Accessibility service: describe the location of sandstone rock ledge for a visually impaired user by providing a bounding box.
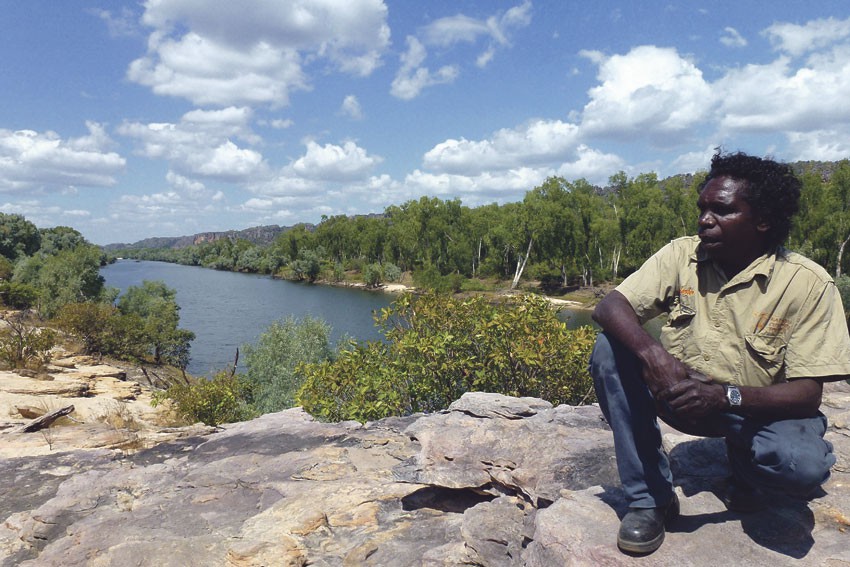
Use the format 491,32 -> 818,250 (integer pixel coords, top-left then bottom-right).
2,383 -> 850,566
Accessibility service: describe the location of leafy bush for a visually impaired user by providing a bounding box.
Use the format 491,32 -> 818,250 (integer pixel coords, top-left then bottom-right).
298,293 -> 598,422
362,263 -> 383,287
0,282 -> 38,309
117,281 -> 195,368
382,263 -> 402,283
0,314 -> 57,369
412,265 -> 462,293
152,372 -> 256,427
56,302 -> 121,355
242,316 -> 335,414
296,341 -> 405,422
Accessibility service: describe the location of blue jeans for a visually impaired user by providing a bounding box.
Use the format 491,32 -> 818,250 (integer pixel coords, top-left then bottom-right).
590,332 -> 835,509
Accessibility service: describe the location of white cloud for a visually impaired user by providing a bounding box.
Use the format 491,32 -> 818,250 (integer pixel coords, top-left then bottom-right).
423,120 -> 581,175
118,107 -> 267,182
340,95 -> 364,120
129,0 -> 390,107
720,27 -> 747,48
715,44 -> 850,133
291,140 -> 382,181
555,145 -> 626,182
764,17 -> 850,57
92,7 -> 140,38
0,123 -> 125,193
422,0 -> 531,49
166,170 -> 207,198
391,1 -> 531,98
786,129 -> 850,161
390,36 -> 459,100
579,46 -> 712,140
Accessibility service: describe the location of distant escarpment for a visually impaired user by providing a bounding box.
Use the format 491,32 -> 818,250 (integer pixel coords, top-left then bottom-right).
102,224 -> 302,251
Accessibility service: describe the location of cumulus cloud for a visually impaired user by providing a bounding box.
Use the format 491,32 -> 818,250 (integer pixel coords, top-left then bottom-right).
786,128 -> 850,161
128,0 -> 390,106
291,140 -> 382,182
423,120 -> 580,175
720,27 -> 747,48
0,123 -> 125,193
118,107 -> 267,182
391,1 -> 531,99
715,44 -> 850,133
764,17 -> 850,57
579,46 -> 712,141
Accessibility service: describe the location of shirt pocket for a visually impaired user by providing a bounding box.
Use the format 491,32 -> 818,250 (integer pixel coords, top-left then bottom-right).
660,303 -> 695,357
742,333 -> 787,385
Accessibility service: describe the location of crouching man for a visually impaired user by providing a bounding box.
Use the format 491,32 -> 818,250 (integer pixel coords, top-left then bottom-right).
590,152 -> 850,554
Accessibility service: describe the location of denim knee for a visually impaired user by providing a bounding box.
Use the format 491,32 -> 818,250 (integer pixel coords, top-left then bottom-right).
746,417 -> 835,497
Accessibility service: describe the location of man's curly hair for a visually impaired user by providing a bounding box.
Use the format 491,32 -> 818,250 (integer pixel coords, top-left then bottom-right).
699,151 -> 801,249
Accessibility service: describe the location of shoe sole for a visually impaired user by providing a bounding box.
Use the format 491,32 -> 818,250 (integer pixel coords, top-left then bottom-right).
618,532 -> 664,554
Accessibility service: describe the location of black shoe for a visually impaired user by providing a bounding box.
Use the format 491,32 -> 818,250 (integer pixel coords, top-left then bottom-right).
723,477 -> 767,513
617,493 -> 680,554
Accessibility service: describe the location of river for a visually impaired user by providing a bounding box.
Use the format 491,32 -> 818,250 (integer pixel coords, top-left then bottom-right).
100,260 -> 599,376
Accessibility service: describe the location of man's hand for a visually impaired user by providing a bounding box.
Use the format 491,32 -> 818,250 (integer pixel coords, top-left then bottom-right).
656,378 -> 726,420
636,342 -> 689,396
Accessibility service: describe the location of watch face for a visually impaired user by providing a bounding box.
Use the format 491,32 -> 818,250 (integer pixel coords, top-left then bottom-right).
727,386 -> 742,406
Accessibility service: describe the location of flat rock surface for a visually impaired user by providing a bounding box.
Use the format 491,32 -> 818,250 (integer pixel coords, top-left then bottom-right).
2,383 -> 850,566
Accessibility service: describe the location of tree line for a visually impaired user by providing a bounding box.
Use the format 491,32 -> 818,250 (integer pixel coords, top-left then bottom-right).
0,214 -> 194,371
113,161 -> 850,291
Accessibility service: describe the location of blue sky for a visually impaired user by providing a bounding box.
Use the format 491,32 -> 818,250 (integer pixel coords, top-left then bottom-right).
2,1 -> 850,245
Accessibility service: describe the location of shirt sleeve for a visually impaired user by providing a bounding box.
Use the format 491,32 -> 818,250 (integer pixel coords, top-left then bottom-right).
615,240 -> 683,325
784,280 -> 850,380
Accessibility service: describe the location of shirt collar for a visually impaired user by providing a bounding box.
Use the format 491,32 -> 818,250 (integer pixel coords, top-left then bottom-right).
689,239 -> 776,283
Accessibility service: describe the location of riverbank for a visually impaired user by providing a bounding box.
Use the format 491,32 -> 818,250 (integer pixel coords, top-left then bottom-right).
0,336 -> 213,458
319,275 -> 597,310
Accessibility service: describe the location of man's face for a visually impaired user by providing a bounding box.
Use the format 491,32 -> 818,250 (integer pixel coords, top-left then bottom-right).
697,176 -> 769,276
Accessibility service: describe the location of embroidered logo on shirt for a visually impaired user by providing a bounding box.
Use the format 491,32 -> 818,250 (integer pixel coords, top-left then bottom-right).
753,312 -> 790,335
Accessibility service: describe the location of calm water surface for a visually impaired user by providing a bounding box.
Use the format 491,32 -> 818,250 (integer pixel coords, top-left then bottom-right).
101,260 -> 394,376
101,260 -> 602,376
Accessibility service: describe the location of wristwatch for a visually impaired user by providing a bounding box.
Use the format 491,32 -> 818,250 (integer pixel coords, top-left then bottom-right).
724,384 -> 742,408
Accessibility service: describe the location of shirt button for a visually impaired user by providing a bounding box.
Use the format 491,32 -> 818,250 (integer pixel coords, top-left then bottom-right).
714,320 -> 721,327
703,354 -> 711,361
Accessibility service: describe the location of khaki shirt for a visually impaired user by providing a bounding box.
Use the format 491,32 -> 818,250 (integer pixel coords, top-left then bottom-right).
617,236 -> 850,387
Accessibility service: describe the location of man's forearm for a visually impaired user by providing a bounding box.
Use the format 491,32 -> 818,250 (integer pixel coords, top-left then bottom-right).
592,290 -> 687,394
592,290 -> 660,359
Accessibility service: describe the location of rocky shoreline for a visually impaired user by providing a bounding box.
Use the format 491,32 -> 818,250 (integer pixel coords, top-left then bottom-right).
2,347 -> 850,565
0,351 -> 214,459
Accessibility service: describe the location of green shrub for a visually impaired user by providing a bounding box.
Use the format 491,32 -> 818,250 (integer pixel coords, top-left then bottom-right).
0,282 -> 38,309
296,341 -> 406,423
298,293 -> 598,422
412,265 -> 461,293
362,263 -> 383,287
382,263 -> 402,283
56,302 -> 121,355
0,314 -> 57,369
242,316 -> 335,414
152,371 -> 256,426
